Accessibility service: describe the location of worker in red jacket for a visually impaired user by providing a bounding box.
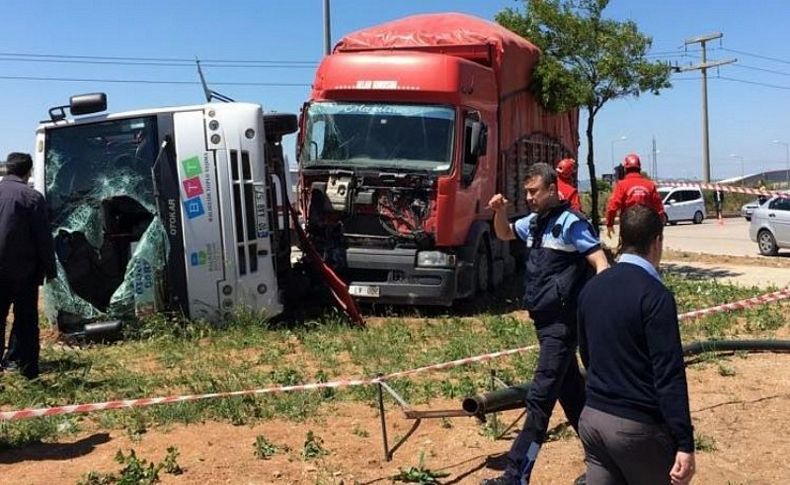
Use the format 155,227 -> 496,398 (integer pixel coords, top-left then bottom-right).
556,158 -> 582,212
605,153 -> 665,238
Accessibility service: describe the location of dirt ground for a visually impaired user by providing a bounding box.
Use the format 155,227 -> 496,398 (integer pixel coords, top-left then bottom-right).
2,255 -> 789,484
1,350 -> 788,484
663,249 -> 790,269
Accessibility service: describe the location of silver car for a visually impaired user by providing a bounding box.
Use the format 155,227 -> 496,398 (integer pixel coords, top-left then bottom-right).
749,196 -> 790,255
741,199 -> 762,221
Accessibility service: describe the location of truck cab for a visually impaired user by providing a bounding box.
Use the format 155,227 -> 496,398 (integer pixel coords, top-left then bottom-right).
298,13 -> 578,306
35,94 -> 297,336
300,51 -> 498,305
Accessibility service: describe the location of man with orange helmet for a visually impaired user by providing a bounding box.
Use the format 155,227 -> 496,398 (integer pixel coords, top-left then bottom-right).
605,153 -> 665,238
556,158 -> 582,212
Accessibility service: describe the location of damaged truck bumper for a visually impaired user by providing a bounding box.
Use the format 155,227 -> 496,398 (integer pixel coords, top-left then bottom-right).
344,247 -> 474,306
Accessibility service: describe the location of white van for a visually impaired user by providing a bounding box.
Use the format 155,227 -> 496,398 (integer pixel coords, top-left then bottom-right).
657,187 -> 706,225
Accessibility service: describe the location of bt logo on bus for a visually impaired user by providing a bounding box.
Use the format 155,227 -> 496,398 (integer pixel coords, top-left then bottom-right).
182,177 -> 204,199
183,197 -> 205,219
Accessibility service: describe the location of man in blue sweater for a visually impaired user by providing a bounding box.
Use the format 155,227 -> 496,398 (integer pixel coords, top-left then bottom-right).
483,163 -> 609,485
577,205 -> 695,485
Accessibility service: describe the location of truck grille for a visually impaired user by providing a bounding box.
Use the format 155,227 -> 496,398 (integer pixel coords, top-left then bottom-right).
230,150 -> 259,276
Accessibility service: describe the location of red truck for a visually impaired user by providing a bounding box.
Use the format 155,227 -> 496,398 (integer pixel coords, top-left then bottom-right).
297,13 -> 578,306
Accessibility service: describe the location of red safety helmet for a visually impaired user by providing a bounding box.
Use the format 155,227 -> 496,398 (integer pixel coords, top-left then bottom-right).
623,153 -> 641,170
556,158 -> 576,180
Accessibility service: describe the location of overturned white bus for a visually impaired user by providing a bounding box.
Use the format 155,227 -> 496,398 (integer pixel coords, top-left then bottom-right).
34,94 -> 299,337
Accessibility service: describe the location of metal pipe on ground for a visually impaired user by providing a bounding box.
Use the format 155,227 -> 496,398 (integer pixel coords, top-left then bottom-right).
682,339 -> 790,355
460,339 -> 790,418
461,383 -> 530,416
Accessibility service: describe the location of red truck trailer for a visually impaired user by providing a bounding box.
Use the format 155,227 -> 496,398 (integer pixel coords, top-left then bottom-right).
298,13 -> 578,306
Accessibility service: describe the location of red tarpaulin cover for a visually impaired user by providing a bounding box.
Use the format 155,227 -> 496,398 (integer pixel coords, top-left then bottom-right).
335,13 -> 579,153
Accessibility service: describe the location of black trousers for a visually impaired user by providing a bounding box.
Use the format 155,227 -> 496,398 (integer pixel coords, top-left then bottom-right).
505,317 -> 587,482
0,279 -> 40,379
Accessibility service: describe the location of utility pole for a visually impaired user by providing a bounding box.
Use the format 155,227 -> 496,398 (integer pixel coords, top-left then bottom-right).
652,136 -> 658,180
674,33 -> 736,183
323,0 -> 332,56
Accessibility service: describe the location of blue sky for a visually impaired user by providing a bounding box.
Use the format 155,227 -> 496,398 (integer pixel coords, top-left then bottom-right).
1,0 -> 790,181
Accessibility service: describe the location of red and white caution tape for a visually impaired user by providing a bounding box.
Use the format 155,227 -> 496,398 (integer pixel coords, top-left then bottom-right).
678,287 -> 790,321
376,344 -> 539,381
658,181 -> 788,198
3,286 -> 788,422
0,344 -> 538,421
0,380 -> 372,421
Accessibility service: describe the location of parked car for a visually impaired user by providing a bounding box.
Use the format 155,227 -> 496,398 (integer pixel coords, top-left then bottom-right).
657,187 -> 706,225
749,196 -> 790,256
741,199 -> 762,221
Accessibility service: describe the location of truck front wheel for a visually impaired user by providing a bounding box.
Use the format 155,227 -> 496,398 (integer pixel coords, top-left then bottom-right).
475,238 -> 491,294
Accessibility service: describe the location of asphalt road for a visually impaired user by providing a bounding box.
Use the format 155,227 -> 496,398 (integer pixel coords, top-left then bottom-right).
603,216 -> 761,257
601,216 -> 790,287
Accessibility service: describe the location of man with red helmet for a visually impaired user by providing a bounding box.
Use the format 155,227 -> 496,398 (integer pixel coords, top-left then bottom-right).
556,158 -> 582,212
605,153 -> 665,238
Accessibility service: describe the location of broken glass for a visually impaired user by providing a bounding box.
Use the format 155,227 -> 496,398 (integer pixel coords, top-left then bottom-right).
42,116 -> 168,326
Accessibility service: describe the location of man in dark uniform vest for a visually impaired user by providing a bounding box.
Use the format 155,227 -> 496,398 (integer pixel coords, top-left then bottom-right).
482,162 -> 609,484
0,152 -> 56,379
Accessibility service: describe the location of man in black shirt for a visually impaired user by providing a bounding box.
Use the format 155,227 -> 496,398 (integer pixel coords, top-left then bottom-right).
0,152 -> 56,379
577,205 -> 695,485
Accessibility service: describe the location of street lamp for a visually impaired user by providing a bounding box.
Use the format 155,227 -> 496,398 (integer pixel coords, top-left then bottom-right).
772,140 -> 790,186
729,154 -> 744,185
610,135 -> 627,168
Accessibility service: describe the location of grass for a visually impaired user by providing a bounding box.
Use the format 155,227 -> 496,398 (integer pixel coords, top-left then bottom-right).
0,274 -> 786,450
351,423 -> 370,438
394,451 -> 450,484
301,430 -> 329,460
252,435 -> 282,460
77,446 -> 182,484
695,433 -> 718,453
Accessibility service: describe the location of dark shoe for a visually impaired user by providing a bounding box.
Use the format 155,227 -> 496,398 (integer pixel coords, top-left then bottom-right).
3,360 -> 19,372
480,473 -> 520,485
573,473 -> 586,485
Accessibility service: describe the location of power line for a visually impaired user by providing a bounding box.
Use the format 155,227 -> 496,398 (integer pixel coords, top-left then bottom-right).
646,51 -> 693,58
0,75 -> 310,87
721,47 -> 790,66
730,63 -> 790,77
716,75 -> 790,91
0,51 -> 317,65
646,47 -> 708,57
646,53 -> 695,61
0,56 -> 317,69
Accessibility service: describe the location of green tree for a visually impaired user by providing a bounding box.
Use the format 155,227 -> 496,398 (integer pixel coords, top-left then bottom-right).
497,0 -> 671,229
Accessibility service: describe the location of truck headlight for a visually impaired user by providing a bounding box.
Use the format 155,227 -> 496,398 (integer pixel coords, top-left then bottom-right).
416,251 -> 457,268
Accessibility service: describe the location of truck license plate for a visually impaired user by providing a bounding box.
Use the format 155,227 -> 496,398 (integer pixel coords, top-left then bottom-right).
349,285 -> 381,298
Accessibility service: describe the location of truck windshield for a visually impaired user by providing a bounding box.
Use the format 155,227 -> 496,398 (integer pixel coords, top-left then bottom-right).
301,102 -> 455,172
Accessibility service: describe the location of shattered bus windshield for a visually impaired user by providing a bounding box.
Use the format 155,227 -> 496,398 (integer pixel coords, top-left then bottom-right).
44,116 -> 168,325
301,102 -> 455,172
